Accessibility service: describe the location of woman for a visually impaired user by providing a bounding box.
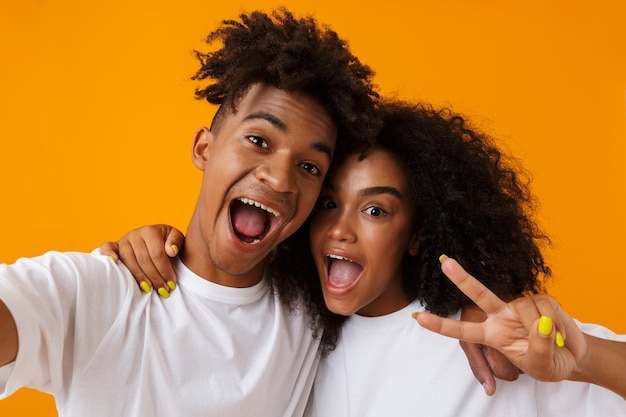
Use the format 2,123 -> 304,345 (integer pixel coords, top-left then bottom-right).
103,100 -> 626,414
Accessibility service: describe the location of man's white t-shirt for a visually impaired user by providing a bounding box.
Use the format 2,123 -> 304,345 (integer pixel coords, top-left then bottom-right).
0,251 -> 321,416
306,300 -> 626,417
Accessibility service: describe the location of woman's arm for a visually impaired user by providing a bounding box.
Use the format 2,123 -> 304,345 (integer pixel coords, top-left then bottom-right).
416,255 -> 626,399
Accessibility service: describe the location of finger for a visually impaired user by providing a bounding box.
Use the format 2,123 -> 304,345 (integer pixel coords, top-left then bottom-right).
459,341 -> 497,396
440,257 -> 507,315
127,235 -> 172,297
525,316 -> 559,380
415,311 -> 487,345
533,295 -> 566,341
139,227 -> 178,289
510,295 -> 561,340
164,227 -> 184,258
553,304 -> 587,360
115,238 -> 154,294
100,241 -> 120,263
483,346 -> 520,381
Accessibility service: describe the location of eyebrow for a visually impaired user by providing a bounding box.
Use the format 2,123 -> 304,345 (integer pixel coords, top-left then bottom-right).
324,183 -> 403,200
359,186 -> 403,199
243,112 -> 287,130
243,111 -> 334,161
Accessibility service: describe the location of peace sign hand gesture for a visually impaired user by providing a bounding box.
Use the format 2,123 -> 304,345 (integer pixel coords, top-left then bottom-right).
415,255 -> 587,382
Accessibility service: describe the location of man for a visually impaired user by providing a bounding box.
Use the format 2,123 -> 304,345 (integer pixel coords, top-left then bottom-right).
0,9 -> 378,416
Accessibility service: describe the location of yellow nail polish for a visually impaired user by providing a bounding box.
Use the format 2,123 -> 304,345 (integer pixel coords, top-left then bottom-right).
439,254 -> 449,263
411,312 -> 420,320
109,256 -> 117,263
171,244 -> 179,256
140,281 -> 152,293
538,316 -> 553,336
158,287 -> 170,299
555,331 -> 565,347
167,281 -> 177,291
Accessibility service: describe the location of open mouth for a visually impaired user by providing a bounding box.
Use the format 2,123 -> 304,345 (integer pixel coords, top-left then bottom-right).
230,198 -> 281,244
326,254 -> 363,288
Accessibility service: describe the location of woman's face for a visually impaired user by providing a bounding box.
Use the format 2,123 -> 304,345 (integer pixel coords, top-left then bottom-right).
309,149 -> 420,317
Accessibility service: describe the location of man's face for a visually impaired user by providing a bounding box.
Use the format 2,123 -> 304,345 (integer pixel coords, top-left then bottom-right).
186,83 -> 337,286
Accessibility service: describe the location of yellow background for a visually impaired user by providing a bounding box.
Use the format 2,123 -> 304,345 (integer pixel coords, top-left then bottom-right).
1,0 -> 625,414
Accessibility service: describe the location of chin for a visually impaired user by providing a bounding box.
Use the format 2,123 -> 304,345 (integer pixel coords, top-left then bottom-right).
324,297 -> 357,317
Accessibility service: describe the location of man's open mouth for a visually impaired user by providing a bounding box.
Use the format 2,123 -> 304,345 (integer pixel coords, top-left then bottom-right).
230,198 -> 282,244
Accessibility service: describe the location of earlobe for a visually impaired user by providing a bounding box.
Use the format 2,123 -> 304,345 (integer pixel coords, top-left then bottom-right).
192,127 -> 213,170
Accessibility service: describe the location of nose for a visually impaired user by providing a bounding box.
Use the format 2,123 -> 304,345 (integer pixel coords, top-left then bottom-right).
326,210 -> 357,243
255,152 -> 297,193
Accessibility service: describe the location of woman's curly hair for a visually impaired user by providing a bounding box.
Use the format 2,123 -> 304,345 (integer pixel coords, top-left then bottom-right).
270,99 -> 552,356
370,100 -> 551,315
193,8 -> 380,162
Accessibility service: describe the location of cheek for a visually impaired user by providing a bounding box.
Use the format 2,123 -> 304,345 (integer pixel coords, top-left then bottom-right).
298,182 -> 323,213
365,230 -> 408,268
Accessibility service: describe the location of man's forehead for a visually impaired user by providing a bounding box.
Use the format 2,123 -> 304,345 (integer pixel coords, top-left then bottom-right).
236,84 -> 314,114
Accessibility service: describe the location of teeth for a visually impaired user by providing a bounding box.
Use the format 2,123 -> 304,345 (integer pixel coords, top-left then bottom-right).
328,254 -> 353,262
238,198 -> 281,217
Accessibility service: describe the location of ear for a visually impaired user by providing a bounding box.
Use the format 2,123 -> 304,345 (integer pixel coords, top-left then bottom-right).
407,228 -> 421,257
192,127 -> 213,170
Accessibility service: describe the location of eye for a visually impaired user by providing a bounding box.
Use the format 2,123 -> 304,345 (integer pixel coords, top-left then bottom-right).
317,197 -> 337,210
299,162 -> 322,176
363,206 -> 386,217
247,135 -> 269,149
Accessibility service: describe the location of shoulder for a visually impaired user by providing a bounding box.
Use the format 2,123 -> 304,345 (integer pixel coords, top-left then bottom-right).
576,320 -> 626,341
1,250 -> 136,300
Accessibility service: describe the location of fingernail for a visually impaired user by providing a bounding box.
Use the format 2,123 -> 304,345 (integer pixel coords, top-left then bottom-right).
538,316 -> 553,336
171,244 -> 179,256
411,312 -> 419,320
483,382 -> 491,395
167,281 -> 177,291
439,254 -> 449,263
139,281 -> 152,294
109,256 -> 117,263
555,331 -> 565,347
158,287 -> 170,299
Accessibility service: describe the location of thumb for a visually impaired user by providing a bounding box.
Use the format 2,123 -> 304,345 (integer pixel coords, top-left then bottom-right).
100,241 -> 120,263
164,227 -> 185,257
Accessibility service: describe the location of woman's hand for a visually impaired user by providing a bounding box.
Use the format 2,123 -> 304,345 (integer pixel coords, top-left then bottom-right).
101,224 -> 185,298
415,255 -> 586,382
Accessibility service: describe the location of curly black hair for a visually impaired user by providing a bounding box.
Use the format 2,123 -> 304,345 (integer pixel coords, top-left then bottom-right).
270,99 -> 552,356
192,8 -> 380,350
370,100 -> 551,314
192,8 -> 380,163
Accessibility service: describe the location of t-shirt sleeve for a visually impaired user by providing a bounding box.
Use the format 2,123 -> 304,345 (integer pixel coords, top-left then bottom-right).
0,251 -> 133,399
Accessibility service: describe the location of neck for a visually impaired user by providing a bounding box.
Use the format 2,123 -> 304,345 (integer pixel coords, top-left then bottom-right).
180,228 -> 267,288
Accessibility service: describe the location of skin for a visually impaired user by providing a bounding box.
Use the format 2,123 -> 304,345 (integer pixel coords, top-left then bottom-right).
100,145 -> 520,393
0,300 -> 17,365
182,83 -> 336,287
309,149 -> 420,317
0,83 -> 338,367
417,256 -> 626,399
